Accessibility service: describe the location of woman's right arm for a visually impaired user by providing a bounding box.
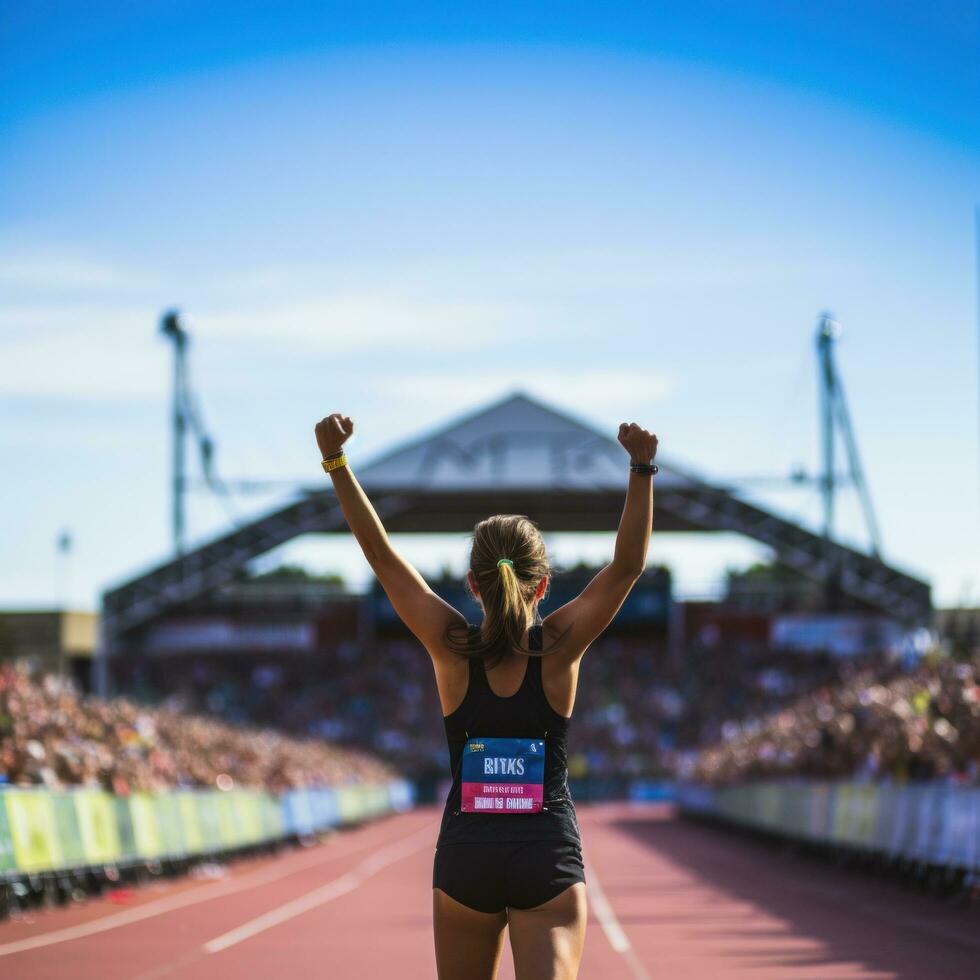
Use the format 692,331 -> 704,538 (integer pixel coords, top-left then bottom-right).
541,423 -> 658,656
610,423 -> 657,575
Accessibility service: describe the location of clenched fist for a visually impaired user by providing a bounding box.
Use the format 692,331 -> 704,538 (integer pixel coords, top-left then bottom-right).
315,413 -> 354,458
618,422 -> 658,465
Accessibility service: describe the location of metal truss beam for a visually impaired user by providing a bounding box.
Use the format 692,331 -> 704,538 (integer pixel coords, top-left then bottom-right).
102,484 -> 930,649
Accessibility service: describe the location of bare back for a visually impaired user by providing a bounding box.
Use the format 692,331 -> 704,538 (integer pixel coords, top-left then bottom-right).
426,561 -> 643,719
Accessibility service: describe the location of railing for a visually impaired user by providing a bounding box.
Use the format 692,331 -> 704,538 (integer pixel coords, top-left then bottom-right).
675,780 -> 980,875
0,780 -> 414,879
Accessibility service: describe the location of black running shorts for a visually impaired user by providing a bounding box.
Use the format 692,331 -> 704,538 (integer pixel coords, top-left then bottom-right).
432,839 -> 585,914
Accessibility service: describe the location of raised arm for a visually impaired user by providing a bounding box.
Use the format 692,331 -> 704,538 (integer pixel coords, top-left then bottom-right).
314,413 -> 463,650
541,422 -> 657,658
610,422 -> 657,575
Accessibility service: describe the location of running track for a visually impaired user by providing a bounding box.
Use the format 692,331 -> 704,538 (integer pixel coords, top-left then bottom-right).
2,803 -> 978,979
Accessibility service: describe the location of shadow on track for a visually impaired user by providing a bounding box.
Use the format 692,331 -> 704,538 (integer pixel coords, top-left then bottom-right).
610,811 -> 980,980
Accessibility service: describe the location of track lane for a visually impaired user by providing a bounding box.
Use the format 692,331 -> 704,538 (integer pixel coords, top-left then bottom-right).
582,803 -> 980,979
1,811 -> 437,979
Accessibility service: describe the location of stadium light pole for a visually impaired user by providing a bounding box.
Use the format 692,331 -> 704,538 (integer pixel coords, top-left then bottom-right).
815,313 -> 882,558
816,312 -> 840,541
160,310 -> 188,556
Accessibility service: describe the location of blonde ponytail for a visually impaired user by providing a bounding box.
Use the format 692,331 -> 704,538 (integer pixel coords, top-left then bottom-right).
441,515 -> 573,668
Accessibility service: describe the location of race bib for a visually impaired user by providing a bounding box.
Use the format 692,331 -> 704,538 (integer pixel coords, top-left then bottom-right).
461,737 -> 545,813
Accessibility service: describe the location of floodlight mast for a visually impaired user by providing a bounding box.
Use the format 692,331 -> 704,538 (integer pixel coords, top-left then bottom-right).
815,312 -> 883,557
160,310 -> 188,556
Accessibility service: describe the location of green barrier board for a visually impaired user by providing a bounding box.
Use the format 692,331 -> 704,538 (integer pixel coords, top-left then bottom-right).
0,793 -> 17,873
114,796 -> 138,861
130,793 -> 163,859
834,785 -> 863,843
235,793 -> 264,845
262,794 -> 283,839
217,793 -> 241,848
365,785 -> 388,817
851,786 -> 879,845
196,793 -> 223,850
337,786 -> 363,824
51,793 -> 86,869
177,793 -> 205,855
75,791 -> 121,866
6,790 -> 62,872
155,795 -> 186,857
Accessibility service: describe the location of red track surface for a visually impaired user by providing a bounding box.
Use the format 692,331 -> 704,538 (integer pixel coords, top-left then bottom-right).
2,803 -> 978,979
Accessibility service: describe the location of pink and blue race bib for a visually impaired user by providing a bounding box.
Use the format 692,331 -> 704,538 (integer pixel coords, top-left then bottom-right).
460,737 -> 546,813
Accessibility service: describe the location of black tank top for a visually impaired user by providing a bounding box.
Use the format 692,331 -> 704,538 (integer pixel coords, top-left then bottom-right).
436,623 -> 582,847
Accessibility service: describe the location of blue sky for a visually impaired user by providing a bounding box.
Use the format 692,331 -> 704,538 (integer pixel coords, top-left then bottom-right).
1,2 -> 978,611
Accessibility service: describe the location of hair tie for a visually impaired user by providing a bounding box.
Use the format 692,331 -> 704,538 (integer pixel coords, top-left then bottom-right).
496,558 -> 514,569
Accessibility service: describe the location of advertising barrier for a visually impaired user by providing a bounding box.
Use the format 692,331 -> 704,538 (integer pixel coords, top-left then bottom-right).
0,779 -> 415,880
676,780 -> 980,874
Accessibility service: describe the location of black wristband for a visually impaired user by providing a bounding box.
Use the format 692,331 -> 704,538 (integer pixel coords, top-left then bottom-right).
629,462 -> 658,475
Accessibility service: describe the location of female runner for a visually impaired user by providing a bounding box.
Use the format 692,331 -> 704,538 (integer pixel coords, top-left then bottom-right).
314,413 -> 657,980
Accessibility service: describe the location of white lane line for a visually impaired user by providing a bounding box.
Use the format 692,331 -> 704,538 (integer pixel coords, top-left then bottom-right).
0,817 -> 435,959
584,858 -> 652,980
202,822 -> 435,954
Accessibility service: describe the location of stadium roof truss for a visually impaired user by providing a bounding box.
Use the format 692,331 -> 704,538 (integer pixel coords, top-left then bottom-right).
102,391 -> 931,646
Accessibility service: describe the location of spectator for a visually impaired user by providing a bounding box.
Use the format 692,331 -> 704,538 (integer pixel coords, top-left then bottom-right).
0,662 -> 396,794
682,652 -> 980,786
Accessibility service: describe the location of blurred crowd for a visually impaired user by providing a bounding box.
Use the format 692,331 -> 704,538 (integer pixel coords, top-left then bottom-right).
683,650 -> 980,786
9,621 -> 976,795
122,630 -> 863,786
0,662 -> 396,794
127,634 -> 685,784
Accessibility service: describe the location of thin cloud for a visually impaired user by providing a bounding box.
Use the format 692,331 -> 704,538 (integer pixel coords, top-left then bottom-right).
0,305 -> 165,400
0,251 -> 159,291
365,369 -> 674,419
193,294 -> 533,352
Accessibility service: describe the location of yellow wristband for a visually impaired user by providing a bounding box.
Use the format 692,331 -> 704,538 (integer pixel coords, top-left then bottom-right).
321,454 -> 348,473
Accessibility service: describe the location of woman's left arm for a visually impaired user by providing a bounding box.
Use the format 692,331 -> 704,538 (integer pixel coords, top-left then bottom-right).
315,414 -> 463,650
